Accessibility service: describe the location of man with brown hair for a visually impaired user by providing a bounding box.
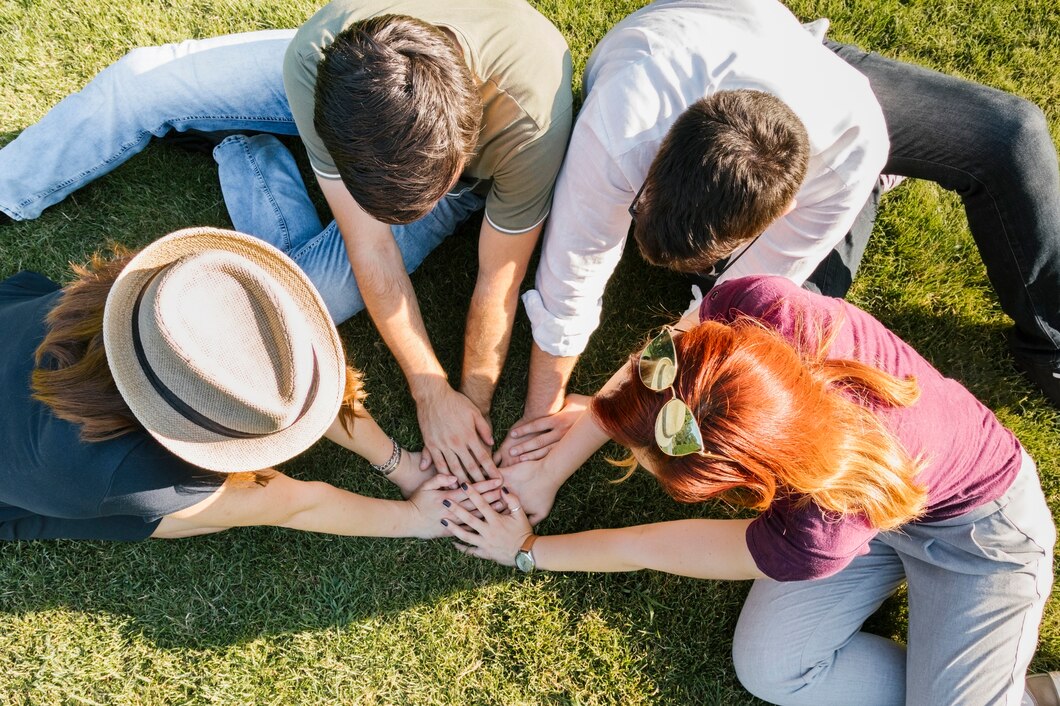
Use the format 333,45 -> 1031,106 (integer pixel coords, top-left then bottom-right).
498,0 -> 1060,467
630,90 -> 810,274
0,0 -> 574,481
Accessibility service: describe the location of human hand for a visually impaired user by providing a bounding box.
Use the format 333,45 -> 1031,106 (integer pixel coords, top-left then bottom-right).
497,458 -> 560,525
407,476 -> 503,539
416,384 -> 497,482
442,484 -> 533,567
494,394 -> 591,467
386,449 -> 436,499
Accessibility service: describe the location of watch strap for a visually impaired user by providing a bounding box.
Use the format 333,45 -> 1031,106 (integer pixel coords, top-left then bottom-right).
519,534 -> 539,554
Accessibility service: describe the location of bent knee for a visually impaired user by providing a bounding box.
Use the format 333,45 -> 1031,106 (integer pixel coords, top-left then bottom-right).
732,626 -> 808,704
974,92 -> 1052,169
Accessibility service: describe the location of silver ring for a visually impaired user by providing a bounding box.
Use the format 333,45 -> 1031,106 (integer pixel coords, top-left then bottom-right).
509,506 -> 522,514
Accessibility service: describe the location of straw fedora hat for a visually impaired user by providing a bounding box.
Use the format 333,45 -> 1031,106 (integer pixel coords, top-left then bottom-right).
102,227 -> 345,472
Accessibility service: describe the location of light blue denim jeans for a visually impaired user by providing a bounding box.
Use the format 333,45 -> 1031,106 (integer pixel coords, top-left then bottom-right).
0,30 -> 484,323
732,451 -> 1055,706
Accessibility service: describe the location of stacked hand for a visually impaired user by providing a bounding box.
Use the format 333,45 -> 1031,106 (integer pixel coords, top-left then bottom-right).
417,385 -> 497,481
441,483 -> 534,566
407,475 -> 505,540
494,394 -> 590,467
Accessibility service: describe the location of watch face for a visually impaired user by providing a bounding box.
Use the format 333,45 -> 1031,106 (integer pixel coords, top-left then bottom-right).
515,550 -> 534,573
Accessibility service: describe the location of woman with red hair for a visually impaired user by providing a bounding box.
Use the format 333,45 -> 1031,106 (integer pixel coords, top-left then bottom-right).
443,275 -> 1056,705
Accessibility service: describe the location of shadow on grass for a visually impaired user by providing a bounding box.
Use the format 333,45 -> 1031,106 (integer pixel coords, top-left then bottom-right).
1,155 -> 1055,694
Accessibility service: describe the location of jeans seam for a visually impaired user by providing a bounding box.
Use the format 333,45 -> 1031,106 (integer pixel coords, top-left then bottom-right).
237,137 -> 291,251
288,226 -> 331,262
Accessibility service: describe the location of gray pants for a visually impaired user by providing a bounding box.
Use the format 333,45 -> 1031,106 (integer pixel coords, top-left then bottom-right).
733,451 -> 1055,705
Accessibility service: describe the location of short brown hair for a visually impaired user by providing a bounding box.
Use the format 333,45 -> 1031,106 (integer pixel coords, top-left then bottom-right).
632,90 -> 810,273
314,15 -> 482,225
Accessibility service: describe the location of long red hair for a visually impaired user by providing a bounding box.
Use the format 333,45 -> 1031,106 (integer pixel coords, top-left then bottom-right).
591,317 -> 928,530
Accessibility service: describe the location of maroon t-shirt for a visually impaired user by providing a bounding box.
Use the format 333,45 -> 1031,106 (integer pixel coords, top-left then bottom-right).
699,276 -> 1022,581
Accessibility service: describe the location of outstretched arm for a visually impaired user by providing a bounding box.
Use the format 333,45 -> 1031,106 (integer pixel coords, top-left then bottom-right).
445,485 -> 764,580
153,470 -> 504,540
494,344 -> 582,467
319,177 -> 495,483
460,220 -> 541,416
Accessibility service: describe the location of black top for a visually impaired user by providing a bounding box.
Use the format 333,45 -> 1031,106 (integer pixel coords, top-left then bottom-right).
0,272 -> 223,541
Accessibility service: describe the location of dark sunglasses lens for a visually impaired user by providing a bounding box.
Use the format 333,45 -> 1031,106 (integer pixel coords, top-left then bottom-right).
639,330 -> 677,390
654,398 -> 706,457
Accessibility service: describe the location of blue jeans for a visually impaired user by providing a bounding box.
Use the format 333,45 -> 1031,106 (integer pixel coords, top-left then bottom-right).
806,42 -> 1060,366
0,30 -> 484,323
733,452 -> 1055,705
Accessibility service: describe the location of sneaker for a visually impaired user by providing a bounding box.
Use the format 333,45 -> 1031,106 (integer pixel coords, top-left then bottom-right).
1012,353 -> 1060,408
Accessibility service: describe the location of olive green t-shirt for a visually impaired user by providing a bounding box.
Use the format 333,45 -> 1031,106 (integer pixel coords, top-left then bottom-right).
283,0 -> 573,233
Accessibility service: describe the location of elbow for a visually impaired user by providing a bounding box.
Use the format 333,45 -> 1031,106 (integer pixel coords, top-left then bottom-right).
274,480 -> 327,530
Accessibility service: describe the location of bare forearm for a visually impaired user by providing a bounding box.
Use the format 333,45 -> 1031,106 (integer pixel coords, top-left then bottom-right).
353,248 -> 448,400
281,481 -> 416,537
540,409 -> 611,486
156,474 -> 422,539
321,176 -> 448,401
463,222 -> 542,413
324,407 -> 394,467
461,284 -> 518,414
534,520 -> 763,579
523,343 -> 578,417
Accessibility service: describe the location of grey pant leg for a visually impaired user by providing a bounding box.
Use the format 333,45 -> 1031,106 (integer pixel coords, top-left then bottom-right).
732,542 -> 908,705
884,453 -> 1055,705
731,453 -> 1054,706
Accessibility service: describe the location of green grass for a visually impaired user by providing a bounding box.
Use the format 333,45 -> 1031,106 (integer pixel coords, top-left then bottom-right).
1,0 -> 1058,703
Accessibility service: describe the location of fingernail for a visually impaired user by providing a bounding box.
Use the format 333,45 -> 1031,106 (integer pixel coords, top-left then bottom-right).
440,519 -> 449,527
502,486 -> 510,494
511,431 -> 519,438
442,499 -> 452,508
460,482 -> 468,491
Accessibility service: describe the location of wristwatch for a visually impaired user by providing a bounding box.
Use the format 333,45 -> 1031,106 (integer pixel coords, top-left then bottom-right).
514,534 -> 539,573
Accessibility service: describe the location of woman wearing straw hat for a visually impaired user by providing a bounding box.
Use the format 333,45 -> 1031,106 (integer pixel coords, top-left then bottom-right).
0,227 -> 498,541
447,276 -> 1056,705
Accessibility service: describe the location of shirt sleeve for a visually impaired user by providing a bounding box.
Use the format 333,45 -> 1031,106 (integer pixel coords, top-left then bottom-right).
282,28 -> 341,180
522,108 -> 634,356
717,110 -> 890,287
483,102 -> 573,234
98,439 -> 225,523
746,497 -> 877,581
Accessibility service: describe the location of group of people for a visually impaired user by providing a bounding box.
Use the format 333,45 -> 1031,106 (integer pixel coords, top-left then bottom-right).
1,0 -> 1057,703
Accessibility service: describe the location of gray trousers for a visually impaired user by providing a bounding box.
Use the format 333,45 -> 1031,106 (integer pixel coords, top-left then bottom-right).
732,451 -> 1055,705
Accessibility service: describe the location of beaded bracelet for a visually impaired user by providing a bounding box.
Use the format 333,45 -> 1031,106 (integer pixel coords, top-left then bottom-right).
370,437 -> 402,477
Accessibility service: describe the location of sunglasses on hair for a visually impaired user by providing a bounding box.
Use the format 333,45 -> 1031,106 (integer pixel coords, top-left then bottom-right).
629,181 -> 764,279
637,327 -> 706,457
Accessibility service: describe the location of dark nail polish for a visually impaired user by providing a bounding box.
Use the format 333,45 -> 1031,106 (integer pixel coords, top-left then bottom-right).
460,482 -> 468,491
440,519 -> 449,527
442,499 -> 452,508
503,486 -> 510,494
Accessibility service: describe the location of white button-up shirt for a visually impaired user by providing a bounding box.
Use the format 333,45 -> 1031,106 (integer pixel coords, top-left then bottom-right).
523,0 -> 889,356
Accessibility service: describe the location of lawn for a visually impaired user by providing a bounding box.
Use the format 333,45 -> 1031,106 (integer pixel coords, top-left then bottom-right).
0,0 -> 1057,703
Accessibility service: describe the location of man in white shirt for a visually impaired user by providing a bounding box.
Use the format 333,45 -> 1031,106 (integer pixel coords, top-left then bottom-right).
496,0 -> 1060,465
